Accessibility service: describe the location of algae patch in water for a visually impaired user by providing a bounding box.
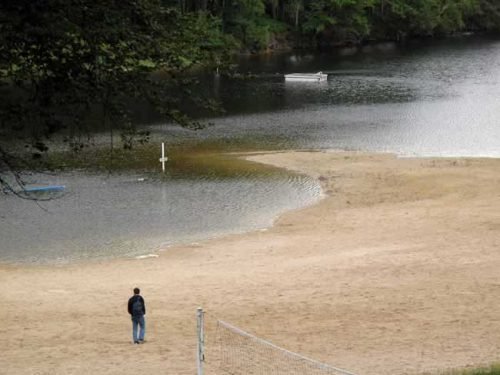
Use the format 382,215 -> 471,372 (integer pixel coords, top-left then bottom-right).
34,141 -> 289,181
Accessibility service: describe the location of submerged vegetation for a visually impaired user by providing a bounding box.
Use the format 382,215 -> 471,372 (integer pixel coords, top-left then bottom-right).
36,141 -> 286,180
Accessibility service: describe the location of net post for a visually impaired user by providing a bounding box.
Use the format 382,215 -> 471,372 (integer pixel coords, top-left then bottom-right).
197,307 -> 205,375
159,142 -> 168,172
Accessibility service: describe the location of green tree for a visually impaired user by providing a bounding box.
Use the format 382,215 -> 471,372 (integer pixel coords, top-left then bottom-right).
303,0 -> 373,45
286,0 -> 305,28
467,0 -> 500,31
222,0 -> 287,51
0,0 -> 229,196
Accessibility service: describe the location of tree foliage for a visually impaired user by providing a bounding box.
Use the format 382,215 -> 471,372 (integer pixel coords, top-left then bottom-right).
0,0 -> 231,195
217,0 -> 500,49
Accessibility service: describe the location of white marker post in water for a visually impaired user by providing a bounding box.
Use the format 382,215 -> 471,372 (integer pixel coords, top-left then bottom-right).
159,142 -> 168,172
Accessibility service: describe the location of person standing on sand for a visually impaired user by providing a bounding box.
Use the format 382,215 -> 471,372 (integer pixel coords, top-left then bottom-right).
128,287 -> 146,344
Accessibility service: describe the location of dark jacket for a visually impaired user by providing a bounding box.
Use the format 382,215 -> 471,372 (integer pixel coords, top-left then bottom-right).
128,295 -> 146,317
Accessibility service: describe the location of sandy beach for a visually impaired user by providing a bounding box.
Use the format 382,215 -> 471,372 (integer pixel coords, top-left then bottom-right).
1,150 -> 500,375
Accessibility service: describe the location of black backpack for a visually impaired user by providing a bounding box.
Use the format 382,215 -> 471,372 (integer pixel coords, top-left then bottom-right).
132,297 -> 143,316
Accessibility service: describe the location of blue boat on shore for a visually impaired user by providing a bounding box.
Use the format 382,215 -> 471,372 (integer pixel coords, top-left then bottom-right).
24,185 -> 65,193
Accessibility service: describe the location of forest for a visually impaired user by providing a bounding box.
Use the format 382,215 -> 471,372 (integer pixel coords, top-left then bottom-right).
173,0 -> 500,51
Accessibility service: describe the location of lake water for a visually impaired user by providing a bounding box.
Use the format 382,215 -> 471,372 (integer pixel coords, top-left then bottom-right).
2,36 -> 499,264
0,171 -> 321,264
160,36 -> 500,157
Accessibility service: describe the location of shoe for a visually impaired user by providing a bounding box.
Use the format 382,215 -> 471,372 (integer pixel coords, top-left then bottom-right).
139,339 -> 145,343
134,341 -> 140,344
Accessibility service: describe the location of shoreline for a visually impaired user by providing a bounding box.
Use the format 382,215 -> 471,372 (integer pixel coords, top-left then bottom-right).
0,150 -> 495,270
0,150 -> 322,267
2,150 -> 500,374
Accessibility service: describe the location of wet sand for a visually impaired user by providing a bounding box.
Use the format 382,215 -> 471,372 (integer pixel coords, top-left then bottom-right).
1,151 -> 500,375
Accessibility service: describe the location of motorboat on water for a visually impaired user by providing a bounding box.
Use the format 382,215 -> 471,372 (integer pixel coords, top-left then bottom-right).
284,71 -> 328,82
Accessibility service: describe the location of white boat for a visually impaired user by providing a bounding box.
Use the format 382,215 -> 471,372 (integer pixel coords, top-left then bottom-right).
284,71 -> 328,82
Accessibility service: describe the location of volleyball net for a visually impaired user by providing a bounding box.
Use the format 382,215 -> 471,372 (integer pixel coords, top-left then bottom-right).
198,308 -> 358,375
